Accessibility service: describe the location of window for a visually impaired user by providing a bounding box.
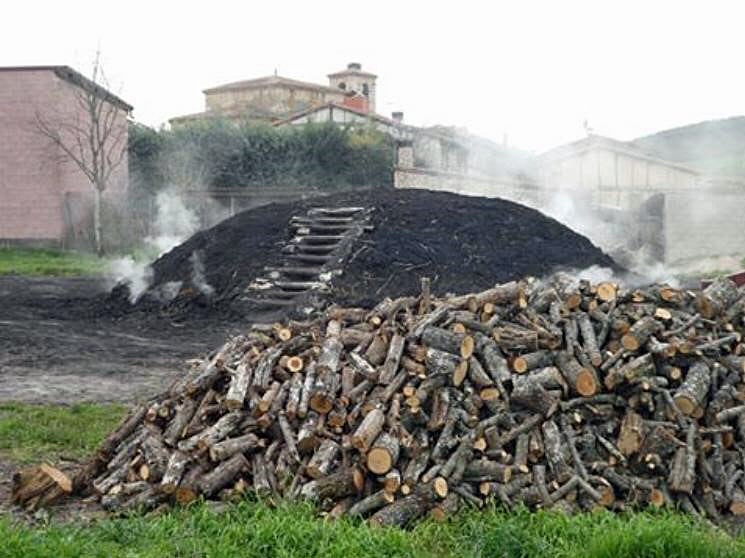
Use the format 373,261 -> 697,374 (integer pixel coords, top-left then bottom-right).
362,83 -> 369,96
338,82 -> 346,90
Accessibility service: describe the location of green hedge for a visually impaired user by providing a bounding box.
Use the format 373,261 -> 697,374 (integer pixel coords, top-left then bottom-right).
128,119 -> 394,196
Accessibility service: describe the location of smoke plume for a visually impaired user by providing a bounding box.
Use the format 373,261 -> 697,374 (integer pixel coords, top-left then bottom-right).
108,189 -> 209,302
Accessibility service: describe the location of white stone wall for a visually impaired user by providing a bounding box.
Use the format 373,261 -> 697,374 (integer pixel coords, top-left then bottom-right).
663,192 -> 745,266
539,147 -> 699,212
394,166 -> 543,209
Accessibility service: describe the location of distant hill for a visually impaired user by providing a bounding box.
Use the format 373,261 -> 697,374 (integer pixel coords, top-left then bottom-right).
633,116 -> 745,176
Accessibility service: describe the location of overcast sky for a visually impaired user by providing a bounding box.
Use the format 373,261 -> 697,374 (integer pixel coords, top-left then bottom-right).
4,0 -> 745,151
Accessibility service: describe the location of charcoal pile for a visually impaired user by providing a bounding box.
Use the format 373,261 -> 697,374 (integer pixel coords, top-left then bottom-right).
17,275 -> 745,526
103,189 -> 616,319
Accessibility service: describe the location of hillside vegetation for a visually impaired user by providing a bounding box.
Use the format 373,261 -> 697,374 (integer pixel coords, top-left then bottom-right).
633,116 -> 745,176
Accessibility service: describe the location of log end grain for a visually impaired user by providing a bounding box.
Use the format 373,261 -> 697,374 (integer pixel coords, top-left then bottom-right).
367,448 -> 394,475
433,476 -> 449,499
575,369 -> 599,397
460,336 -> 475,359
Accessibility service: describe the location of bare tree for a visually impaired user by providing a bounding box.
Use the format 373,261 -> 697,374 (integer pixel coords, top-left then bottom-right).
34,53 -> 130,255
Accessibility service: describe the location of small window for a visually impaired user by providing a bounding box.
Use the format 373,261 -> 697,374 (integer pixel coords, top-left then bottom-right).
362,83 -> 369,96
338,82 -> 346,90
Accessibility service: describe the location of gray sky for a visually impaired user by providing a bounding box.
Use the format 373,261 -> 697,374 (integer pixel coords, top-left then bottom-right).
5,0 -> 745,151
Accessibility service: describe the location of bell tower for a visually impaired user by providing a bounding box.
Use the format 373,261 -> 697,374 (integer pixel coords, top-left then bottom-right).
328,62 -> 377,113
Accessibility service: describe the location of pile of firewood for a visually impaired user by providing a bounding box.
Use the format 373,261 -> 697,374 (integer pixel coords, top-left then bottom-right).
13,274 -> 745,526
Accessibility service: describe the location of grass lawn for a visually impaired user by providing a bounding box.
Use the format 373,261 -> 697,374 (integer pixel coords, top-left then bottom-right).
0,248 -> 107,276
1,404 -> 744,557
1,501 -> 744,558
0,403 -> 126,463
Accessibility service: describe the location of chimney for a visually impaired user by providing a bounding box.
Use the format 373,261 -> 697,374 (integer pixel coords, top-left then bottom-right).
347,62 -> 362,71
391,111 -> 404,124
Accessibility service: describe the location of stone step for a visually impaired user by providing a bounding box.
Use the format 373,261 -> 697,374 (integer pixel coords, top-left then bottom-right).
285,254 -> 335,265
291,216 -> 357,225
241,297 -> 298,308
260,289 -> 302,300
282,244 -> 339,255
293,235 -> 347,245
307,206 -> 365,217
272,280 -> 324,291
290,223 -> 361,234
264,266 -> 325,279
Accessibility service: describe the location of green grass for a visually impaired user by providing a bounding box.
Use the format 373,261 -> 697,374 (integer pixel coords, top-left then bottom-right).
1,501 -> 743,558
0,403 -> 126,463
0,248 -> 107,276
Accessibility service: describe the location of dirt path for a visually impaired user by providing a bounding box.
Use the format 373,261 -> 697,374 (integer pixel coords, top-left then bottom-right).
0,276 -> 240,404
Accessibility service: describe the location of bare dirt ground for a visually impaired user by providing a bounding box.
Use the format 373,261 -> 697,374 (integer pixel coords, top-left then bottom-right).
0,275 -> 241,404
0,275 -> 246,519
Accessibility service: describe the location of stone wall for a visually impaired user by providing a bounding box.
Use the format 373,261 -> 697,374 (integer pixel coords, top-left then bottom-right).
394,165 -> 543,208
538,147 -> 699,211
662,191 -> 745,266
205,86 -> 345,118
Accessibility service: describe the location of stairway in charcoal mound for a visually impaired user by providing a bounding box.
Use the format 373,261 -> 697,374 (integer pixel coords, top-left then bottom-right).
238,206 -> 373,311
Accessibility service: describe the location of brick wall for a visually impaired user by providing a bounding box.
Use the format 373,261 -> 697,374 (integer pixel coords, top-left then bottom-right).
0,68 -> 128,245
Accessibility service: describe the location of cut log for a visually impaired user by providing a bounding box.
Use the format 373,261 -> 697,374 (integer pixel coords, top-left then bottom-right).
302,466 -> 364,501
556,353 -> 598,397
161,451 -> 191,494
467,357 -> 493,387
178,411 -> 242,452
198,453 -> 249,497
668,424 -> 697,495
578,312 -> 603,367
422,326 -> 467,356
511,350 -> 553,374
209,433 -> 264,462
673,362 -> 711,416
307,439 -> 340,479
474,334 -> 511,384
368,490 -> 432,527
12,464 -> 72,510
605,354 -> 655,390
621,317 -> 661,352
696,278 -> 740,319
163,397 -> 198,447
351,408 -> 385,452
463,459 -> 512,483
542,419 -> 573,483
367,432 -> 400,475
285,372 -> 304,419
349,489 -> 396,517
317,321 -> 344,375
617,411 -> 645,456
225,358 -> 252,410
139,435 -> 170,482
379,334 -> 406,384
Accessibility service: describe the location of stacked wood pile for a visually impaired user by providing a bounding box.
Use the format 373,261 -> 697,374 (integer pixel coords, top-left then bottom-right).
13,275 -> 745,526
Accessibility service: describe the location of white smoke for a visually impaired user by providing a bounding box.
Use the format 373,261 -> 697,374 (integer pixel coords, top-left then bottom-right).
146,191 -> 201,256
563,263 -> 680,291
109,256 -> 154,303
108,189 -> 205,303
189,251 -> 214,297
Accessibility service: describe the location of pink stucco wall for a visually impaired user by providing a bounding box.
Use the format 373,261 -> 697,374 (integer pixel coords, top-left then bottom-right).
0,68 -> 129,243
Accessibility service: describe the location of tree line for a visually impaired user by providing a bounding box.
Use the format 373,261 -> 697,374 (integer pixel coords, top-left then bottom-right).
128,119 -> 394,198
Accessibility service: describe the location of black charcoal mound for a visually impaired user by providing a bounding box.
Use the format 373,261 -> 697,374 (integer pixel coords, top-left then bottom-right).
103,189 -> 616,319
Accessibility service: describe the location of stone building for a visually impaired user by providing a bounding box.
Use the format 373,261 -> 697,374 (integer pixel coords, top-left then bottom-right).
0,66 -> 131,246
170,62 -> 483,177
535,134 -> 700,211
170,63 -> 378,126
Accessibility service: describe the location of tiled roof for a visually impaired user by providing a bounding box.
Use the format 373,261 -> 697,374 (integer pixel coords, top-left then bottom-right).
0,65 -> 132,111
